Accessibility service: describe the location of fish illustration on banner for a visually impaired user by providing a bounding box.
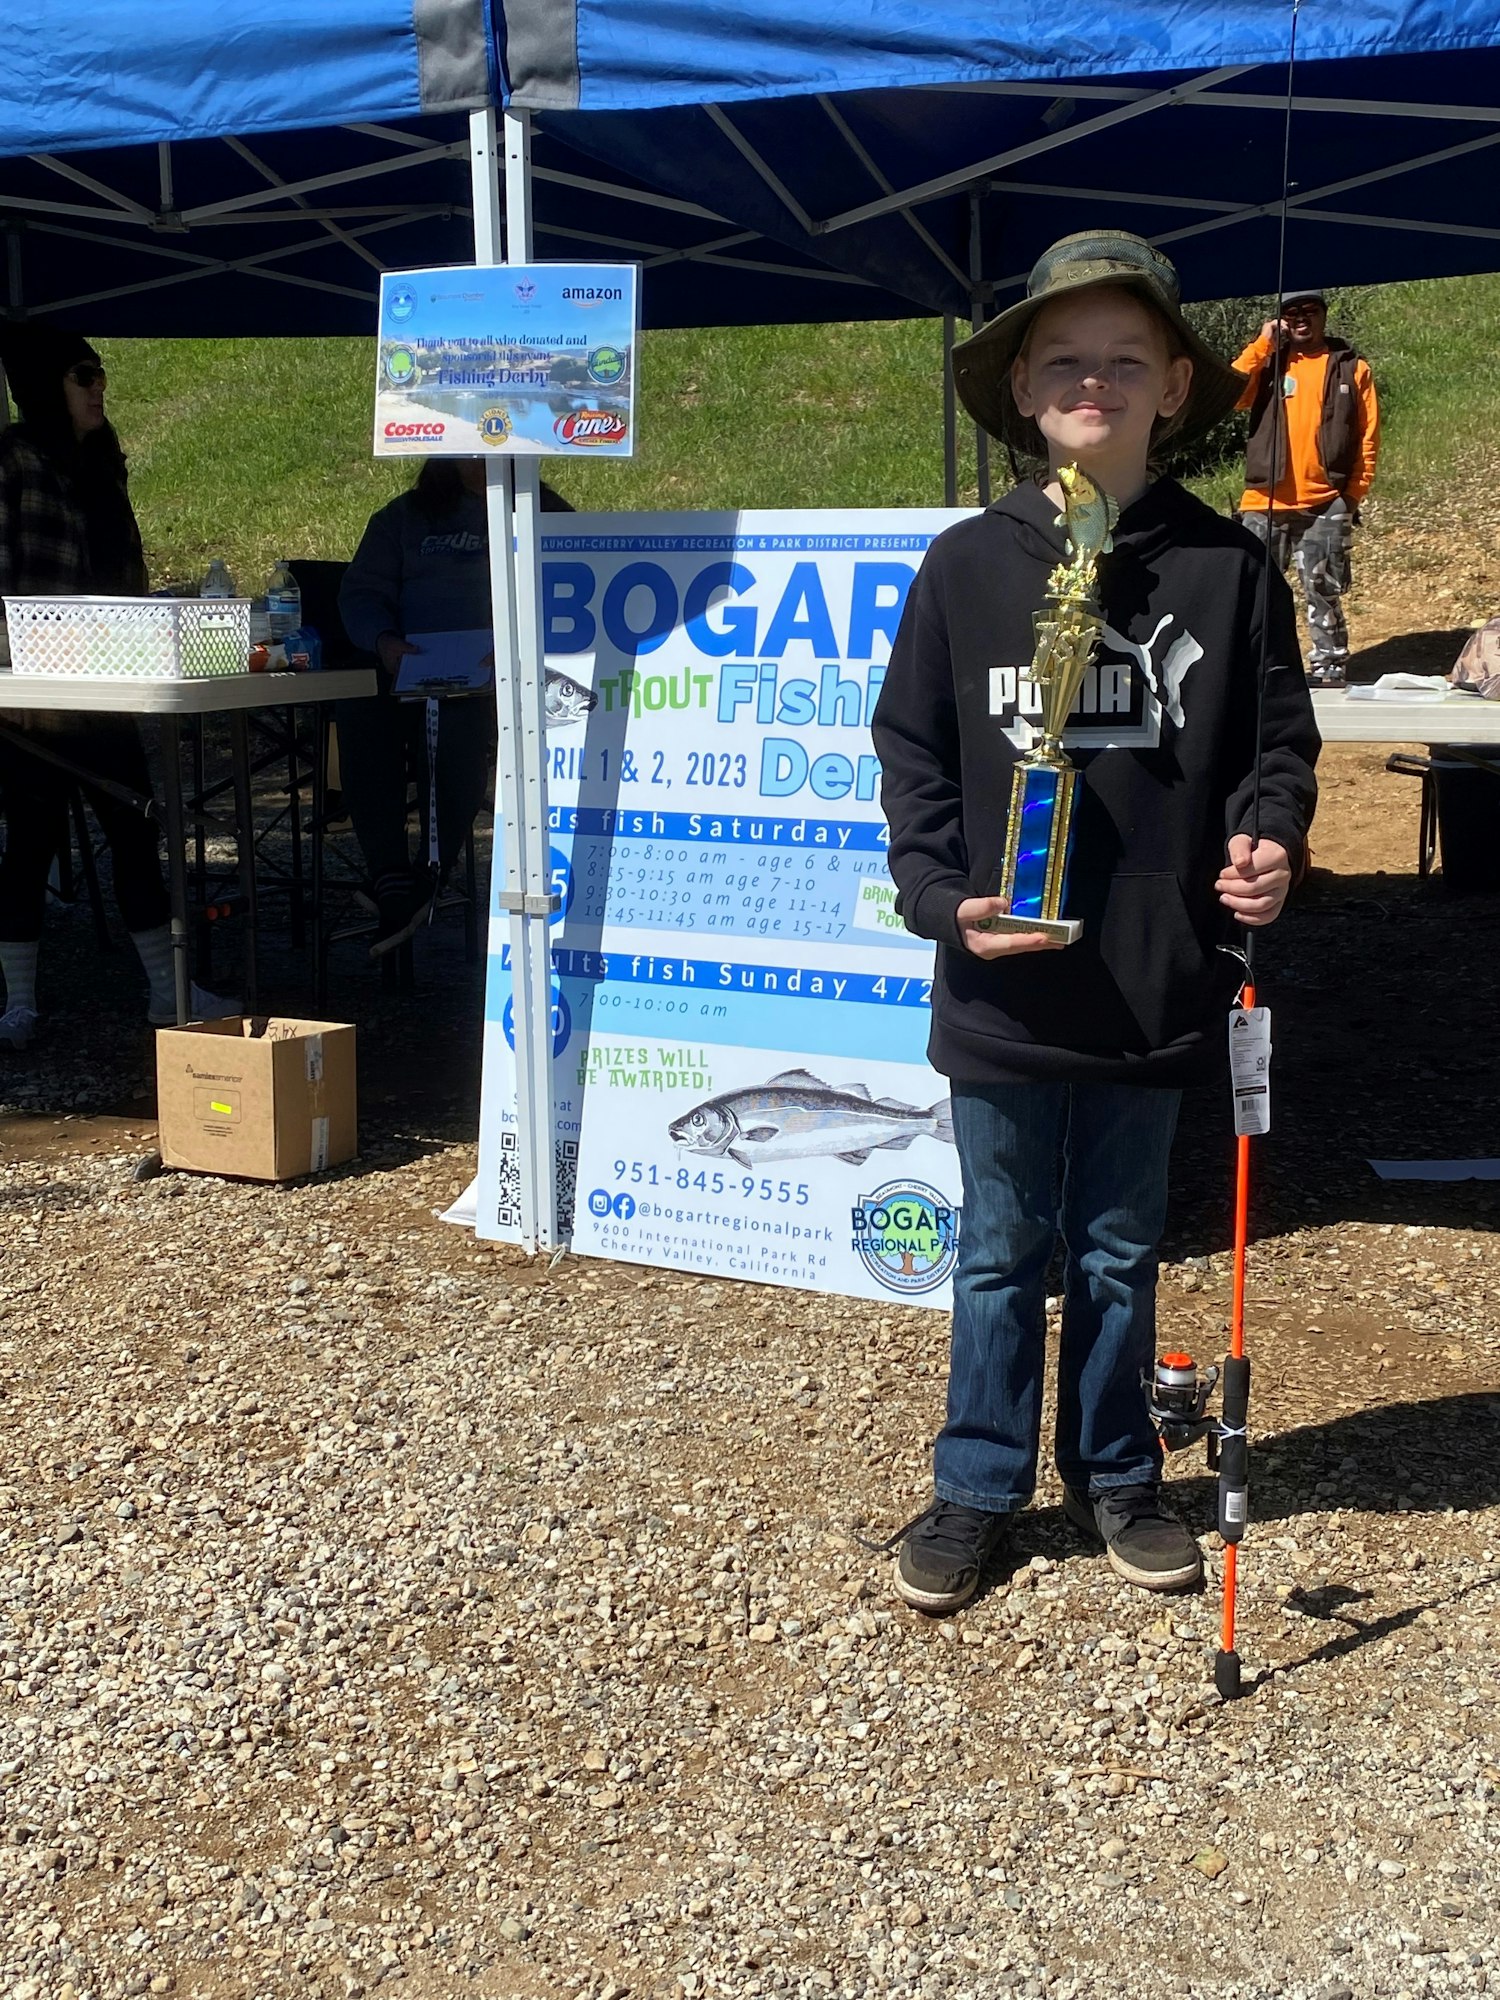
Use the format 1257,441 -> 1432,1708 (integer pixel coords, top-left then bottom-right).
544,667 -> 597,727
669,1068 -> 954,1168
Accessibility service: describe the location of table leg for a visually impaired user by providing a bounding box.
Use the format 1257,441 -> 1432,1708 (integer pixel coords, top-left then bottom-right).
159,716 -> 191,1026
287,703 -> 305,949
192,719 -> 210,983
230,712 -> 259,1014
312,709 -> 328,1013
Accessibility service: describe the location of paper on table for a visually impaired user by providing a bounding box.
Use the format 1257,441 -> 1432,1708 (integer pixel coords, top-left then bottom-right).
1368,1159 -> 1500,1181
395,629 -> 494,696
1345,673 -> 1462,702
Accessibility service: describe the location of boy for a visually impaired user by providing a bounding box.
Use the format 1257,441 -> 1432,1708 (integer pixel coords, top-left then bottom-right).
871,231 -> 1318,1614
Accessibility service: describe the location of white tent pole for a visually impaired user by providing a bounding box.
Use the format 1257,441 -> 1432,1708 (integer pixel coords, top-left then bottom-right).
470,105 -> 554,1250
504,104 -> 561,1251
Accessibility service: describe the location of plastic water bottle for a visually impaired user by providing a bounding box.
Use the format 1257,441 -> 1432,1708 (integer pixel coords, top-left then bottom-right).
200,558 -> 236,598
266,560 -> 301,643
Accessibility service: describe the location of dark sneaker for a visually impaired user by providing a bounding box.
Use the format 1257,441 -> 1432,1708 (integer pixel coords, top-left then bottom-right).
892,1500 -> 1010,1614
0,1004 -> 40,1051
370,881 -> 436,959
1063,1483 -> 1202,1592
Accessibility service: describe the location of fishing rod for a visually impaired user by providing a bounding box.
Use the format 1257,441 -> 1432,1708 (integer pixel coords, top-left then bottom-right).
1146,0 -> 1304,1702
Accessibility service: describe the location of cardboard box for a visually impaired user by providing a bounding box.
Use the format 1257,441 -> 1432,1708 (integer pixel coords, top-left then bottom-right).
156,1017 -> 357,1181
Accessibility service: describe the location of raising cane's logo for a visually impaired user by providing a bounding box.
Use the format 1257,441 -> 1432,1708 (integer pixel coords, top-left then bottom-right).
554,409 -> 628,447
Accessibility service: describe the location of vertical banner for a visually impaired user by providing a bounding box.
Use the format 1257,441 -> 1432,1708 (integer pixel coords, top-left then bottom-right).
476,510 -> 971,1307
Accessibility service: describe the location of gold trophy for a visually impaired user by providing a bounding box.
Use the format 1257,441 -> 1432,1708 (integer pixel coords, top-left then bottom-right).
976,463 -> 1118,946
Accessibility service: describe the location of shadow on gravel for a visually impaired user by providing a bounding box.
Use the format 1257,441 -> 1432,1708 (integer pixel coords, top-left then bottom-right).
1260,1572 -> 1500,1683
1163,1390 -> 1500,1526
0,1176 -> 98,1217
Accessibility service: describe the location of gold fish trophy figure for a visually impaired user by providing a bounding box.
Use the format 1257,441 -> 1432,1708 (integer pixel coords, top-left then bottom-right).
975,463 -> 1119,945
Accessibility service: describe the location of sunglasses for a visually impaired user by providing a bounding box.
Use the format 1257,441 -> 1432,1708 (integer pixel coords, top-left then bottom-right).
66,363 -> 107,389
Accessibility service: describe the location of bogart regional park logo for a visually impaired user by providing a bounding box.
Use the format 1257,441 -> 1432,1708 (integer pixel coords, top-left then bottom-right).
852,1180 -> 960,1295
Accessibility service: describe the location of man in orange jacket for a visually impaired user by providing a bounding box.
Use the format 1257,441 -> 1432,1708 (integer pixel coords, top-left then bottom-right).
1234,289 -> 1380,688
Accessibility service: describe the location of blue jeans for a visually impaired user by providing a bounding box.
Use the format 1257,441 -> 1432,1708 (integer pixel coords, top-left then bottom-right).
934,1082 -> 1181,1513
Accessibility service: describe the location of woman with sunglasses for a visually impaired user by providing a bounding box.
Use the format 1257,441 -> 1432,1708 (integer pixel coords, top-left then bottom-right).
0,323 -> 227,1048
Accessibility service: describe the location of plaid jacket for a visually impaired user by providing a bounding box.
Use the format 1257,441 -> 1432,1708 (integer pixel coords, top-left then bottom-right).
0,429 -> 145,731
0,427 -> 94,601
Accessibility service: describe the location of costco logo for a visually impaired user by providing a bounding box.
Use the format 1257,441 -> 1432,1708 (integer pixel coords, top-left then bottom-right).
384,421 -> 446,440
554,409 -> 628,447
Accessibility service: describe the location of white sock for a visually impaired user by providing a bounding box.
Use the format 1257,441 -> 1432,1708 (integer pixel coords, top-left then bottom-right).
0,940 -> 39,1014
131,924 -> 178,1017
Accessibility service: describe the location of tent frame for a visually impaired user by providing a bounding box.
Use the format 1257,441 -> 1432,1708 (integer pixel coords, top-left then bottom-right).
10,50 -> 1500,1244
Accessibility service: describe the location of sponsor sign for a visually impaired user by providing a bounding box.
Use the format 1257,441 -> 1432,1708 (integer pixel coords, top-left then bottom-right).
475,509 -> 976,1307
374,263 -> 637,458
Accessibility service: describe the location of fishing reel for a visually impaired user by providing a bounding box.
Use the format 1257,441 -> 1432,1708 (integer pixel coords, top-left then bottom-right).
1143,1351 -> 1222,1461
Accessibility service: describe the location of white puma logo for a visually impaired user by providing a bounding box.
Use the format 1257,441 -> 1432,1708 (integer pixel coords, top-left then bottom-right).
1101,615 -> 1201,730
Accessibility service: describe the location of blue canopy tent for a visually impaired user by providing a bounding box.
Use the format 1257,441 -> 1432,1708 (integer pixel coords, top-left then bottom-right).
4,4 -> 1500,336
4,0 -> 1500,1245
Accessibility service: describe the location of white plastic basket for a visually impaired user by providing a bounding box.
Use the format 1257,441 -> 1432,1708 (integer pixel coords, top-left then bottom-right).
1,595 -> 251,680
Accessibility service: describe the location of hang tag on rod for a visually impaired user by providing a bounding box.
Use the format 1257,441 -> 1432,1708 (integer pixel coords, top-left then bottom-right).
1228,1005 -> 1272,1137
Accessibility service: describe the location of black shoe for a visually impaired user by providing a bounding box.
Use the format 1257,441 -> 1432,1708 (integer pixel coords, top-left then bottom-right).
891,1499 -> 1010,1614
369,878 -> 436,960
1063,1483 -> 1202,1592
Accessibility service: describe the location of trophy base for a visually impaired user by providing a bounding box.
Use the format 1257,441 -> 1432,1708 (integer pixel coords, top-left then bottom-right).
972,912 -> 1082,945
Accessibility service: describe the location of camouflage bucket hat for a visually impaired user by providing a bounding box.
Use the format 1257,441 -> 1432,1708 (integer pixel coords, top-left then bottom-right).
951,229 -> 1246,458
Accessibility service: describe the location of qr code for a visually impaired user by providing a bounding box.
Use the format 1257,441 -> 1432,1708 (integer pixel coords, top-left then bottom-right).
555,1138 -> 578,1238
491,1130 -> 577,1239
492,1129 -> 522,1233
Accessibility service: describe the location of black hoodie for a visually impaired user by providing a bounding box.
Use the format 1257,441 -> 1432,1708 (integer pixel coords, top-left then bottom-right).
872,477 -> 1319,1088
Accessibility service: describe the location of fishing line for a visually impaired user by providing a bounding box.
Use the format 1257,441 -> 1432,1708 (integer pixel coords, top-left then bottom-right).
1215,0 -> 1304,1704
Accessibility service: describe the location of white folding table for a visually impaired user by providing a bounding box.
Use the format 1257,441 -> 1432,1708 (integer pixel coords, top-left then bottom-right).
1311,689 -> 1500,744
0,669 -> 374,1023
1312,688 -> 1500,884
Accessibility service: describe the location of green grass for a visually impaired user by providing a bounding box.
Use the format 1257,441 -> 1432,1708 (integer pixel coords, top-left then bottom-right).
96,272 -> 1500,593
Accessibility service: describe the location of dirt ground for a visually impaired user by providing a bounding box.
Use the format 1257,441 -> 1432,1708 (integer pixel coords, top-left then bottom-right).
1,584 -> 1497,2000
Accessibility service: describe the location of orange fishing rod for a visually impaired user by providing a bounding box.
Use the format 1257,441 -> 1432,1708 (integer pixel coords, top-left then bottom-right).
1152,0 -> 1304,1699
1215,978 -> 1255,1700
1213,0 -> 1304,1701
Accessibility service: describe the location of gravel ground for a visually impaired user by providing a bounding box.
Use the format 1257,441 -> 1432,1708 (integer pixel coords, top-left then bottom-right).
1,749 -> 1498,2000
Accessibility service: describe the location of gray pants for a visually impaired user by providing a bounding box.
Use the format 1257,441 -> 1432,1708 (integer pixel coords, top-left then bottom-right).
1240,498 -> 1353,673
